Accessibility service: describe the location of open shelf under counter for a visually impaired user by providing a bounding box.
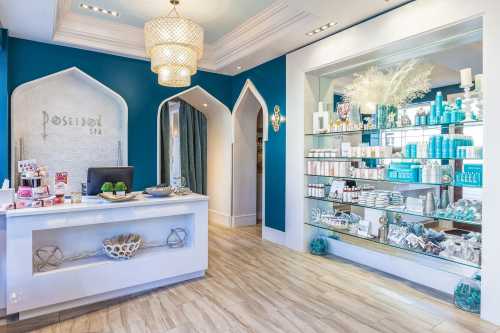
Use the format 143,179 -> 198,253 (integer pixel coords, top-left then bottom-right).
5,194 -> 208,319
34,245 -> 192,277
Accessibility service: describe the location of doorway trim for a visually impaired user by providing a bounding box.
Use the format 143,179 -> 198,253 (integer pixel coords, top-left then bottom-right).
157,85 -> 233,227
232,79 -> 268,231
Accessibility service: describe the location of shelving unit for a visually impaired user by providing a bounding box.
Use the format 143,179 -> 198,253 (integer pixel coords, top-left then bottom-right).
305,221 -> 480,269
304,196 -> 481,226
305,114 -> 483,269
305,120 -> 483,136
304,174 -> 482,188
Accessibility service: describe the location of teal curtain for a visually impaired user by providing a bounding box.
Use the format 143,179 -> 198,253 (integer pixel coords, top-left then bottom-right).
159,102 -> 170,185
179,101 -> 207,194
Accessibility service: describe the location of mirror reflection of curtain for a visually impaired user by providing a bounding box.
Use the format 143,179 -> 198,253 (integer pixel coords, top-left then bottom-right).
169,101 -> 181,186
159,99 -> 207,194
159,102 -> 170,184
180,101 -> 207,195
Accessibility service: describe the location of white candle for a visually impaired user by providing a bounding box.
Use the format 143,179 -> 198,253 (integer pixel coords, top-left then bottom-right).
460,68 -> 473,88
318,101 -> 324,113
475,74 -> 484,93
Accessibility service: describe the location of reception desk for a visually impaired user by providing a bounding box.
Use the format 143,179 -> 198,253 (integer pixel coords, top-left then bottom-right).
2,194 -> 208,319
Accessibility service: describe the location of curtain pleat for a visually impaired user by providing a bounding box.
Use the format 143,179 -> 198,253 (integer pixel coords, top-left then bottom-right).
179,101 -> 207,194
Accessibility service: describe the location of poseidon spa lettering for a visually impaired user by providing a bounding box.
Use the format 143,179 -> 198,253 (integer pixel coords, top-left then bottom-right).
42,110 -> 103,139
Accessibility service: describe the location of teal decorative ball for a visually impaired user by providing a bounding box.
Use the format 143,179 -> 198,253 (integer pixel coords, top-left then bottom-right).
310,237 -> 328,256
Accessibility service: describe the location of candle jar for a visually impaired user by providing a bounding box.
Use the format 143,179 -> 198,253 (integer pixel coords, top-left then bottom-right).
71,192 -> 82,204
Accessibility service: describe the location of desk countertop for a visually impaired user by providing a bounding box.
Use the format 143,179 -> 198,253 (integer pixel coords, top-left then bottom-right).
2,193 -> 208,218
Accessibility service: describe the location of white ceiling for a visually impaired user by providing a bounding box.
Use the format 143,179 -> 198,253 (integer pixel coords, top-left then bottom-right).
0,0 -> 412,75
70,0 -> 276,43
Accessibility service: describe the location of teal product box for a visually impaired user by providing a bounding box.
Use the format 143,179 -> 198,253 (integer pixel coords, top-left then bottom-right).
387,162 -> 421,183
455,164 -> 483,187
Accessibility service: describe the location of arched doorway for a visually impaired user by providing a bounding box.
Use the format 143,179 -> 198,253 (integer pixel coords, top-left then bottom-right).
232,80 -> 268,232
157,86 -> 233,226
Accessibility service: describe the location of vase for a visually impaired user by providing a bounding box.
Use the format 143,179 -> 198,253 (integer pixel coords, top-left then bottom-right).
309,237 -> 328,256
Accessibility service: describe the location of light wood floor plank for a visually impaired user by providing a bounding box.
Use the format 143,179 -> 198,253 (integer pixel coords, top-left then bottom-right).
15,223 -> 499,333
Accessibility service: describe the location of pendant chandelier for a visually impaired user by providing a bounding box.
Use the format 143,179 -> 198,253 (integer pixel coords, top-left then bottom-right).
144,0 -> 204,87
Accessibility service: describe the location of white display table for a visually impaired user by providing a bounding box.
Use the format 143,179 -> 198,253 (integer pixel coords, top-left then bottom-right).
3,194 -> 208,319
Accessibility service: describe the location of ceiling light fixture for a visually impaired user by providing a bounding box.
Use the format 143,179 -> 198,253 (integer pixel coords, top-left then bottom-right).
306,22 -> 337,36
80,3 -> 119,17
144,0 -> 204,88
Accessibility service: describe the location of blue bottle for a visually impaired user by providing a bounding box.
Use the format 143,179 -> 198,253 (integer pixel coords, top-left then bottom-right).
435,91 -> 443,118
436,135 -> 443,158
405,145 -> 412,158
449,136 -> 456,158
411,144 -> 417,158
429,136 -> 436,158
442,136 -> 450,158
429,102 -> 436,125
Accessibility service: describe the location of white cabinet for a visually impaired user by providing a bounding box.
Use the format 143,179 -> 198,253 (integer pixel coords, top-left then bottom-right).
5,195 -> 208,319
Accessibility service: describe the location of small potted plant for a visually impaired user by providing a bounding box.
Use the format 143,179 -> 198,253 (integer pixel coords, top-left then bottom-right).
100,182 -> 114,195
114,182 -> 127,196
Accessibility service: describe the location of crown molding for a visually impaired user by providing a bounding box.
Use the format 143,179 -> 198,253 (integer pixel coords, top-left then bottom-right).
53,1 -> 147,60
51,0 -> 312,73
211,0 -> 311,69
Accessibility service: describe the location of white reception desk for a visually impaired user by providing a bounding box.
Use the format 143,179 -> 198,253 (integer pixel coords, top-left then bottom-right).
0,194 -> 208,319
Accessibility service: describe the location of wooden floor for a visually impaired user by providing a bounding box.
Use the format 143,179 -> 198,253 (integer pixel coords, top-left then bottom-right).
13,224 -> 500,332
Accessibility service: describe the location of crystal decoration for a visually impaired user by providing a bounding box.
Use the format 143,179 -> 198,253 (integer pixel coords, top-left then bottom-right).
144,0 -> 204,87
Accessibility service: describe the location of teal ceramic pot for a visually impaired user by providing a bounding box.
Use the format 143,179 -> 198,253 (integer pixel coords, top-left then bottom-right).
309,237 -> 329,256
454,272 -> 481,314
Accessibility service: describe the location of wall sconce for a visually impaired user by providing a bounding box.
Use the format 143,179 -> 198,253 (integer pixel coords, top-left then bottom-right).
271,105 -> 285,133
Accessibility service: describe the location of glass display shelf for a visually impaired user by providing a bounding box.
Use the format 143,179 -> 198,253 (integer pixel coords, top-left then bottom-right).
304,174 -> 482,188
304,156 -> 483,161
305,221 -> 481,269
304,196 -> 481,227
305,120 -> 484,137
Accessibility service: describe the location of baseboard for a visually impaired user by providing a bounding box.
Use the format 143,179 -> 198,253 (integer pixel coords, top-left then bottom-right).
208,209 -> 231,227
231,214 -> 257,227
17,271 -> 205,320
262,226 -> 286,246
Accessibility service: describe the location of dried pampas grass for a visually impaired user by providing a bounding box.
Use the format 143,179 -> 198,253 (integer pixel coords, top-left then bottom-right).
344,59 -> 433,112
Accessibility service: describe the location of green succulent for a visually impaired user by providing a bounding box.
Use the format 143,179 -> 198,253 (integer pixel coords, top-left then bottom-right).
114,181 -> 127,192
101,182 -> 114,193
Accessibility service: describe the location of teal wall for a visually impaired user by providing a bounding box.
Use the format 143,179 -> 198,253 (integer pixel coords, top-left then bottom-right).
0,36 -> 287,232
7,37 -> 232,191
231,56 -> 286,231
0,30 -> 8,182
